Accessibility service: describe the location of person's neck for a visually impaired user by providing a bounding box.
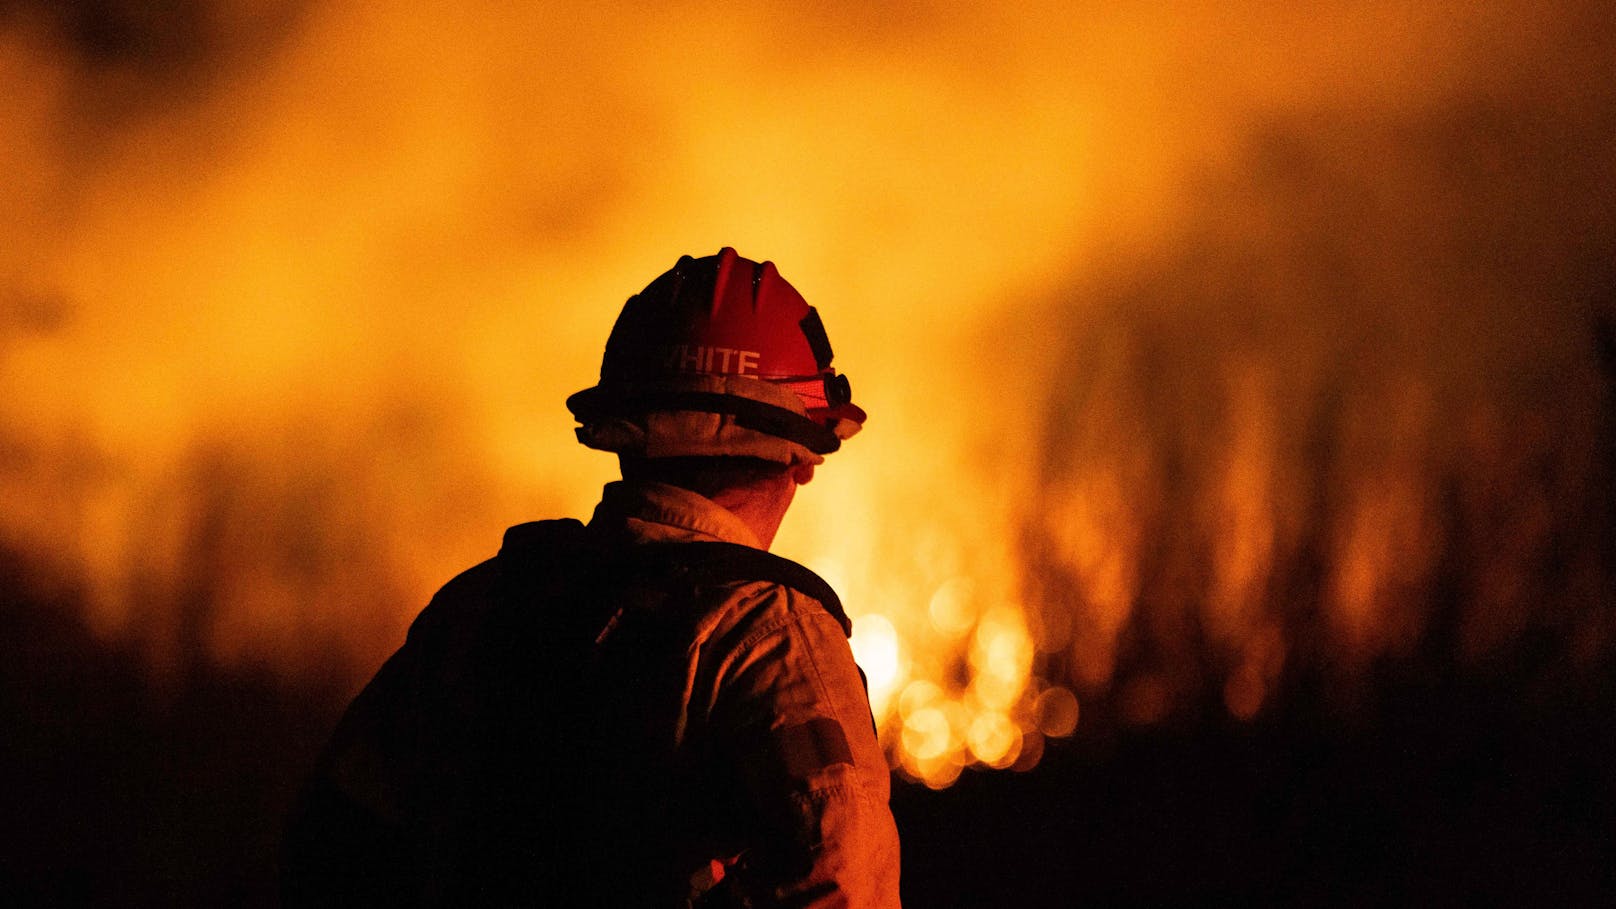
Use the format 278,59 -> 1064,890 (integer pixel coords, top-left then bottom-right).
708,484 -> 793,550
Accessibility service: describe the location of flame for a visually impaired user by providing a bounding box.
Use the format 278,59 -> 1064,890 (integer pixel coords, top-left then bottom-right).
3,1 -> 1614,788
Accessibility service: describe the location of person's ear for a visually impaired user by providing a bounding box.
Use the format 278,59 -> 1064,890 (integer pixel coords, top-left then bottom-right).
790,463 -> 815,486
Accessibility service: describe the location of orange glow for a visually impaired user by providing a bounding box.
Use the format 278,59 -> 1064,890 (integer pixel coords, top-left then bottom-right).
3,1 -> 1613,787
847,611 -> 902,721
966,712 -> 1021,769
1034,687 -> 1080,739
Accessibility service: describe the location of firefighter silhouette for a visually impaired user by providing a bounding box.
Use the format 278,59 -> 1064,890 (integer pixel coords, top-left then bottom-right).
284,249 -> 901,907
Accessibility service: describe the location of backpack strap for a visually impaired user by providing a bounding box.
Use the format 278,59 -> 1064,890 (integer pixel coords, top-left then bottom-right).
494,518 -> 606,645
500,518 -> 591,563
621,542 -> 850,637
497,522 -> 850,638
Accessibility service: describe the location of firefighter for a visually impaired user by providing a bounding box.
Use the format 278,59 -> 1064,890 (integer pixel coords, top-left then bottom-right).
283,248 -> 902,907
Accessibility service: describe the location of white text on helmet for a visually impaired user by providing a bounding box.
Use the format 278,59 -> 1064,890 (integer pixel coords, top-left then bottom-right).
661,345 -> 762,376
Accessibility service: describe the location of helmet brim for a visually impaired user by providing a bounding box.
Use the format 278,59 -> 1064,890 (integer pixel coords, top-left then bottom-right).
567,375 -> 851,461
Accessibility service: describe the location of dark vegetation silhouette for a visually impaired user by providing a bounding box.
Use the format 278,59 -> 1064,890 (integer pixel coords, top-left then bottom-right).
0,546 -> 343,907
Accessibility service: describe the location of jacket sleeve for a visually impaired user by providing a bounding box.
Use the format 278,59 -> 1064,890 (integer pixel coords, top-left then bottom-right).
281,638 -> 424,906
712,590 -> 903,908
281,562 -> 495,906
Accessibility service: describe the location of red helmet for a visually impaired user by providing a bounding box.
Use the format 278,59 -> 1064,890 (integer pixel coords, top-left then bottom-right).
567,248 -> 865,465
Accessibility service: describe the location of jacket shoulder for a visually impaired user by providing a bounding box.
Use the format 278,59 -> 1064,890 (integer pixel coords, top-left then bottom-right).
404,519 -> 589,643
632,542 -> 850,637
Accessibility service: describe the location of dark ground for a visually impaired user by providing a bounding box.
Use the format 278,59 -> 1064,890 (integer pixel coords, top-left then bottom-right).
3,547 -> 1612,908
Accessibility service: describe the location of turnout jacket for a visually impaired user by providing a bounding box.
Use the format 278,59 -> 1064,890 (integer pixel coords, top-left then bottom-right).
283,481 -> 901,907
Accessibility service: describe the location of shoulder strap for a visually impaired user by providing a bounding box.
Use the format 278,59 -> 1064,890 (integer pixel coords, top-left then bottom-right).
493,518 -> 601,640
622,542 -> 850,637
499,518 -> 591,560
496,523 -> 850,638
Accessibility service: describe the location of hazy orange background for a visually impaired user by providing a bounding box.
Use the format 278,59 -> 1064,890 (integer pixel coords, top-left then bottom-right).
3,0 -> 1612,789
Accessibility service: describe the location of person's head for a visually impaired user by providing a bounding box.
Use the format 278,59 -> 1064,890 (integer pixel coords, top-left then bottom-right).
568,248 -> 864,463
571,246 -> 860,469
569,248 -> 860,547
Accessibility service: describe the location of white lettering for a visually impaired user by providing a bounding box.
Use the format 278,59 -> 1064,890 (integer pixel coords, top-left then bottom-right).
660,345 -> 763,375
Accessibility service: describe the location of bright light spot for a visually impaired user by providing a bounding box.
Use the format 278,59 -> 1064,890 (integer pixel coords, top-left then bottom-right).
971,672 -> 1022,712
849,612 -> 902,720
901,707 -> 952,761
898,679 -> 944,719
927,576 -> 977,636
969,607 -> 1033,709
967,711 -> 1021,768
1034,686 -> 1080,737
903,746 -> 965,789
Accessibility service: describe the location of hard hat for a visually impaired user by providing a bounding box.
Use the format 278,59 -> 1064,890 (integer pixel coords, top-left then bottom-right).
567,248 -> 866,466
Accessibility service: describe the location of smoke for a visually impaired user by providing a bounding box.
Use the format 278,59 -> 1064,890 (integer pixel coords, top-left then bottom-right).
2,0 -> 1613,780
1026,78 -> 1616,721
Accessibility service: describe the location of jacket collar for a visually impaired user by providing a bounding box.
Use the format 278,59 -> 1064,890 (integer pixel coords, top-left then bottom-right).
587,480 -> 763,550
